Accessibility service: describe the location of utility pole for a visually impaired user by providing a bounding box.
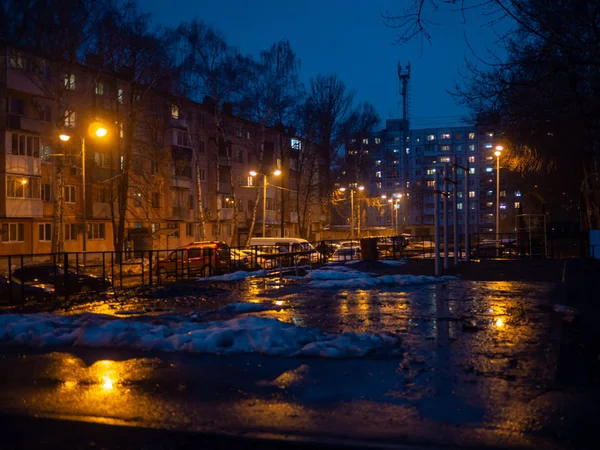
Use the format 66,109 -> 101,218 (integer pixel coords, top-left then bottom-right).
452,156 -> 459,266
434,169 -> 440,276
443,164 -> 449,271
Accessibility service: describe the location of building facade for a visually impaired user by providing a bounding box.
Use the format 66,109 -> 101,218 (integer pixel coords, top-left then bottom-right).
343,119 -> 520,236
0,46 -> 325,256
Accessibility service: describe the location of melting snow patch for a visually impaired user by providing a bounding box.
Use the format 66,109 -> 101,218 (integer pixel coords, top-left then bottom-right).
305,268 -> 372,281
0,314 -> 400,358
308,274 -> 456,289
199,270 -> 262,282
380,260 -> 406,266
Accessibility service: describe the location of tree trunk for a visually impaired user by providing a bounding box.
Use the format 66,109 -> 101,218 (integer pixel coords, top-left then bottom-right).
195,160 -> 206,240
245,123 -> 266,245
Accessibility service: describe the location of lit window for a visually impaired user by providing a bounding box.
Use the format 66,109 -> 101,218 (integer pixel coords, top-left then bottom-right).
416,136 -> 421,143
468,156 -> 475,163
487,132 -> 494,137
63,73 -> 76,90
64,110 -> 77,128
485,143 -> 493,149
500,190 -> 506,197
487,202 -> 493,207
440,133 -> 451,139
119,122 -> 124,138
514,201 -> 520,209
486,156 -> 494,161
394,137 -> 400,143
515,191 -> 522,197
375,171 -> 382,178
171,104 -> 179,119
376,182 -> 382,189
440,157 -> 450,162
406,181 -> 410,188
486,167 -> 493,172
427,180 -> 435,187
291,138 -> 302,149
95,82 -> 104,96
468,132 -> 475,140
393,149 -> 399,153
426,134 -> 435,141
468,144 -> 475,151
405,148 -> 410,154
469,191 -> 476,198
427,169 -> 436,175
457,192 -> 463,198
374,138 -> 381,144
117,88 -> 124,104
362,138 -> 369,144
469,168 -> 475,174
457,203 -> 463,210
499,204 -> 507,210
440,145 -> 451,151
375,160 -> 381,166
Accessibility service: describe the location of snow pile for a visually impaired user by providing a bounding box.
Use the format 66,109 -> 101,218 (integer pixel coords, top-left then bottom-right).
308,274 -> 456,289
380,260 -> 406,266
305,267 -> 372,281
0,313 -> 400,358
199,270 -> 264,282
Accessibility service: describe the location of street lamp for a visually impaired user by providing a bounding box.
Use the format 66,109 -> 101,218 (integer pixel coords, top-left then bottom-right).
59,122 -> 108,255
340,185 -> 364,239
494,145 -> 503,247
250,169 -> 281,237
386,197 -> 394,232
394,194 -> 403,235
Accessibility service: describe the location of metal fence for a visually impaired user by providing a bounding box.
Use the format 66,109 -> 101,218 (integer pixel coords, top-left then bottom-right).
0,232 -> 586,305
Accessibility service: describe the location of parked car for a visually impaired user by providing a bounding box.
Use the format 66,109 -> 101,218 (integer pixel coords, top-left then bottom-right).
0,274 -> 55,303
11,264 -> 111,296
330,247 -> 361,262
230,249 -> 252,270
155,241 -> 230,280
247,238 -> 322,266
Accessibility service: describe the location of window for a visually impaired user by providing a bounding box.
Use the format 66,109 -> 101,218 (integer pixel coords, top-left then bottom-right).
9,50 -> 25,69
246,131 -> 251,139
95,82 -> 104,96
426,134 -> 435,141
186,223 -> 194,237
248,199 -> 254,211
5,223 -> 25,242
291,138 -> 302,149
468,156 -> 475,163
198,140 -> 206,153
469,168 -> 475,174
455,145 -> 462,151
468,144 -> 475,151
38,223 -> 52,241
457,192 -> 463,198
40,104 -> 52,123
486,167 -> 493,172
9,97 -> 25,115
375,160 -> 381,166
426,169 -> 436,175
440,156 -> 450,162
151,192 -> 160,208
171,104 -> 179,119
500,190 -> 506,197
117,88 -> 124,104
468,132 -> 475,140
64,110 -> 77,128
87,223 -> 106,240
198,168 -> 206,182
237,149 -> 243,162
64,224 -> 78,241
376,182 -> 382,189
375,171 -> 382,178
236,127 -> 242,138
455,133 -> 463,140
119,122 -> 124,139
405,147 -> 410,154
63,73 -> 76,90
7,176 -> 40,198
133,192 -> 142,207
514,201 -> 521,209
426,180 -> 435,187
176,130 -> 191,147
374,138 -> 381,144
150,160 -> 158,175
485,143 -> 493,149
11,133 -> 40,157
457,203 -> 463,210
515,191 -> 522,197
362,138 -> 369,144
41,184 -> 52,202
487,202 -> 493,207
440,133 -> 451,139
469,191 -> 476,198
64,185 -> 76,203
440,145 -> 451,151
198,113 -> 205,127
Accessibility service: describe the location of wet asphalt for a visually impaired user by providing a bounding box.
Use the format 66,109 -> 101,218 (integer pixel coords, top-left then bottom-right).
0,274 -> 598,449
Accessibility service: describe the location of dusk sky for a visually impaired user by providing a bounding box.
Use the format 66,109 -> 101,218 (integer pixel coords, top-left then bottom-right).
143,0 -> 508,129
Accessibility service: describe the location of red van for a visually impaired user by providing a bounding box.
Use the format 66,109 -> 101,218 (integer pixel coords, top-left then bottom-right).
155,241 -> 230,280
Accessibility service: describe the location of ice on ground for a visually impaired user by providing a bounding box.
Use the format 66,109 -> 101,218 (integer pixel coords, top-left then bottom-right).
212,302 -> 280,315
0,313 -> 400,358
380,260 -> 406,266
308,274 -> 457,289
345,260 -> 363,265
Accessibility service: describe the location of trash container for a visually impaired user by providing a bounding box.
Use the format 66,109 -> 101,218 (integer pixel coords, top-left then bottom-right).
360,238 -> 378,261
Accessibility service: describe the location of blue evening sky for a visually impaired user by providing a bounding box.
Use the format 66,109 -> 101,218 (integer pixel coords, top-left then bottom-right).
142,0 -> 507,128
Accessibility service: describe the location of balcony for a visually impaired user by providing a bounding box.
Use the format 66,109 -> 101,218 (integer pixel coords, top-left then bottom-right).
7,114 -> 41,133
172,206 -> 190,220
4,198 -> 43,217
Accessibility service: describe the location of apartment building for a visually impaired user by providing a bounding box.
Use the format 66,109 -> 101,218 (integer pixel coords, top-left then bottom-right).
0,46 -> 324,256
343,119 -> 520,235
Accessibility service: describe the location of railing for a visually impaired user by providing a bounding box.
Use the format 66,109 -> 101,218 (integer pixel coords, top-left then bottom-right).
0,232 -> 585,305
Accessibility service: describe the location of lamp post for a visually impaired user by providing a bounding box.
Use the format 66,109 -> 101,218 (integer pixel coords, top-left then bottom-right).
250,169 -> 281,237
494,146 -> 503,248
59,123 -> 108,255
395,195 -> 403,235
340,185 -> 364,239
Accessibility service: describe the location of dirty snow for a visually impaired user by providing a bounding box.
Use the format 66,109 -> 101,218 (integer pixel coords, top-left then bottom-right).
307,274 -> 457,289
199,270 -> 264,282
0,313 -> 400,358
380,260 -> 406,266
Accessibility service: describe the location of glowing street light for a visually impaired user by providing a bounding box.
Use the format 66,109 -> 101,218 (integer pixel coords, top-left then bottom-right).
249,169 -> 282,237
58,121 -> 108,255
340,185 -> 364,239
